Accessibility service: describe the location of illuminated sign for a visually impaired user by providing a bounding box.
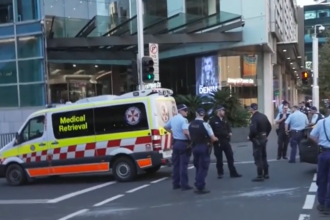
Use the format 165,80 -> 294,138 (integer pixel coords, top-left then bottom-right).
227,78 -> 254,85
198,85 -> 219,94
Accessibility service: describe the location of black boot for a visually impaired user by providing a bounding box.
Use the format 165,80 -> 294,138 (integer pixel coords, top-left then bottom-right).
252,169 -> 264,182
263,168 -> 269,179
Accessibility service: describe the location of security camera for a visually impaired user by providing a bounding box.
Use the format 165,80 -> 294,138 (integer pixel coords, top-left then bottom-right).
241,20 -> 245,27
40,19 -> 44,25
319,25 -> 325,32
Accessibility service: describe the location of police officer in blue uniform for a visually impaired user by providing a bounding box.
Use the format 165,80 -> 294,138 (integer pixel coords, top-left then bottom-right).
285,105 -> 309,163
189,108 -> 218,194
310,117 -> 330,215
164,104 -> 193,191
275,104 -> 290,160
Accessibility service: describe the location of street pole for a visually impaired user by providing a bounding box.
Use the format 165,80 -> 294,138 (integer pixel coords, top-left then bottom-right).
312,26 -> 319,110
136,0 -> 144,90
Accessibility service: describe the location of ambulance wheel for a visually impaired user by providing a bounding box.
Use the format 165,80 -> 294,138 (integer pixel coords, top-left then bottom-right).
6,164 -> 27,186
145,165 -> 161,174
113,157 -> 137,182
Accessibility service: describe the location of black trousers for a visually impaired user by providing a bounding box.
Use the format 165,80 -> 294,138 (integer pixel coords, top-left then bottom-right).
252,138 -> 269,171
213,138 -> 237,175
277,131 -> 289,157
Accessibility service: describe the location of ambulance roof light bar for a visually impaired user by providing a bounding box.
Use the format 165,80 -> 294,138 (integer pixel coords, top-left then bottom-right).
75,95 -> 119,103
116,88 -> 173,99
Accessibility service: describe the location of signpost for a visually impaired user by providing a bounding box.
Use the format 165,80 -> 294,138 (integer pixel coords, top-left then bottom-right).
149,43 -> 159,81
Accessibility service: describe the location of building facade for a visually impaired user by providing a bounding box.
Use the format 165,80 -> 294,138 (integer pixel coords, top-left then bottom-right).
0,0 -> 303,133
0,0 -> 46,133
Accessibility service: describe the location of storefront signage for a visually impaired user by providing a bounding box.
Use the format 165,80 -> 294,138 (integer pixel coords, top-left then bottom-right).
144,82 -> 161,89
198,85 -> 219,94
227,78 -> 254,85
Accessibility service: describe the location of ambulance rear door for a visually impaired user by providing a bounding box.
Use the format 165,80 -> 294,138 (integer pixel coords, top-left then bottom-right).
153,97 -> 177,158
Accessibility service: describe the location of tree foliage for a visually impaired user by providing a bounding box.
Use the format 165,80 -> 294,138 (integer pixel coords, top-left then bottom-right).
318,30 -> 330,99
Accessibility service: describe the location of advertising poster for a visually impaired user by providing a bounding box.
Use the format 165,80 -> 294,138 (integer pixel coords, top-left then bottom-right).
195,55 -> 219,95
242,55 -> 258,77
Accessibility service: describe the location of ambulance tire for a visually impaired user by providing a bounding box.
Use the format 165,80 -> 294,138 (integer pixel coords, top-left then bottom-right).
113,157 -> 137,182
144,165 -> 161,174
6,163 -> 27,186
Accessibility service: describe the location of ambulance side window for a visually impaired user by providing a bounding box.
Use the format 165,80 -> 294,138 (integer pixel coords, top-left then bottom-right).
94,103 -> 149,134
51,109 -> 95,139
20,116 -> 45,143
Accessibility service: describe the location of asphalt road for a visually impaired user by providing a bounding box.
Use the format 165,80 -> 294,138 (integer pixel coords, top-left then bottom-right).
0,160 -> 321,220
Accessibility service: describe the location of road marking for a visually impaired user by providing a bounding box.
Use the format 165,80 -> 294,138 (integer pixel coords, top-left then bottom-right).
150,177 -> 168,183
298,214 -> 310,220
302,195 -> 316,209
0,199 -> 49,204
93,194 -> 124,207
313,173 -> 316,182
48,181 -> 116,203
58,209 -> 89,220
308,182 -> 317,192
188,166 -> 194,169
126,184 -> 149,193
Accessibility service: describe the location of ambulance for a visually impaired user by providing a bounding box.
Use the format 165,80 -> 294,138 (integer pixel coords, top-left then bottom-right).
0,88 -> 176,186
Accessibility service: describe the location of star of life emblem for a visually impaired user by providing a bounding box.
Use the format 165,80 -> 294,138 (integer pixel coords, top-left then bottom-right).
125,107 -> 141,125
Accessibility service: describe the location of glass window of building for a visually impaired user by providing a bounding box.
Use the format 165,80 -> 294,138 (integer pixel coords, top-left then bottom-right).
144,0 -> 167,17
19,84 -> 44,107
0,0 -> 14,24
0,85 -> 18,107
0,61 -> 17,85
318,9 -> 330,18
15,0 -> 38,22
18,59 -> 43,83
305,11 -> 316,20
0,38 -> 16,61
17,35 -> 42,59
186,0 -> 216,16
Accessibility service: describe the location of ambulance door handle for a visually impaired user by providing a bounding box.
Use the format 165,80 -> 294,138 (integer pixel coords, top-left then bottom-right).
39,143 -> 46,146
52,141 -> 59,145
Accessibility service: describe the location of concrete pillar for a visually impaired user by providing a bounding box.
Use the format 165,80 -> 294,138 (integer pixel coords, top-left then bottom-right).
284,74 -> 288,102
208,0 -> 216,15
278,66 -> 283,103
261,53 -> 274,122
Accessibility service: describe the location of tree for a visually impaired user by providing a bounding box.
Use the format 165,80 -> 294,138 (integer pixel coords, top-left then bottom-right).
318,30 -> 330,99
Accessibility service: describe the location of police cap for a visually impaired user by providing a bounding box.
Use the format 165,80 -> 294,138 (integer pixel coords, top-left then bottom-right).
250,103 -> 258,110
196,108 -> 205,116
215,106 -> 225,111
177,104 -> 188,111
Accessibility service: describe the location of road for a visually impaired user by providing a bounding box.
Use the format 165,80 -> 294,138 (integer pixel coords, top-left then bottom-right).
0,135 -> 323,220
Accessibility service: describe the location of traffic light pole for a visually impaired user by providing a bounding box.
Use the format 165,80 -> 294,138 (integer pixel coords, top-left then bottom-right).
312,31 -> 319,110
136,0 -> 144,90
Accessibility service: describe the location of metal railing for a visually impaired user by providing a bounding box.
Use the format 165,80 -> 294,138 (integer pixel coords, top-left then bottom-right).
0,133 -> 15,149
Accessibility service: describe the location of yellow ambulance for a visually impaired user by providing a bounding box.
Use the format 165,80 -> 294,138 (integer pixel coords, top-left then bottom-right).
0,88 -> 176,186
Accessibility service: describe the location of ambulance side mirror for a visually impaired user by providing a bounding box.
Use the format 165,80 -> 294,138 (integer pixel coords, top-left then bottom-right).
15,132 -> 21,145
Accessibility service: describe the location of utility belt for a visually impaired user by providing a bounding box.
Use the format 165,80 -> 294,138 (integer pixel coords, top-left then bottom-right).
256,132 -> 267,140
173,139 -> 190,144
319,145 -> 330,153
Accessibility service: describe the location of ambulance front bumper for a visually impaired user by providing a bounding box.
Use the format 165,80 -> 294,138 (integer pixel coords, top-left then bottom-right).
0,165 -> 5,178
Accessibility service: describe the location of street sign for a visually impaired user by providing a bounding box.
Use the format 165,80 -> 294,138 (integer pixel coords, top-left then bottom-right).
149,43 -> 159,81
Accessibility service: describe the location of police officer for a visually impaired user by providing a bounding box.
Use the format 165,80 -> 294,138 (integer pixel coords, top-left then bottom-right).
275,104 -> 290,160
164,104 -> 193,191
310,117 -> 330,215
189,108 -> 218,194
308,106 -> 324,126
248,103 -> 272,182
209,106 -> 242,179
285,105 -> 309,163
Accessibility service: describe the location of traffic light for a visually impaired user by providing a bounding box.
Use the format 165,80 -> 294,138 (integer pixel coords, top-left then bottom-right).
141,56 -> 154,83
301,71 -> 309,85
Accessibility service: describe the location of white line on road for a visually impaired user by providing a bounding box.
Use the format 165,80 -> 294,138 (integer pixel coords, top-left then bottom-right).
308,182 -> 317,192
302,195 -> 316,209
298,214 -> 310,220
150,177 -> 168,183
126,184 -> 149,193
188,166 -> 194,169
313,173 -> 316,182
58,209 -> 89,220
48,181 -> 116,203
0,199 -> 49,204
93,194 -> 124,207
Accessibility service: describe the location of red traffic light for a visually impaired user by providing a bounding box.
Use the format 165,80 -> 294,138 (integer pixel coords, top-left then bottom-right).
302,71 -> 308,79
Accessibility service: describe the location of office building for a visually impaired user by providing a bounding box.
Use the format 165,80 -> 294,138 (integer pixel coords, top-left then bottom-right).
0,0 -> 303,133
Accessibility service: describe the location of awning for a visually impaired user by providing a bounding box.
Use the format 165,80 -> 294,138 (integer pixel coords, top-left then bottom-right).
277,42 -> 303,74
